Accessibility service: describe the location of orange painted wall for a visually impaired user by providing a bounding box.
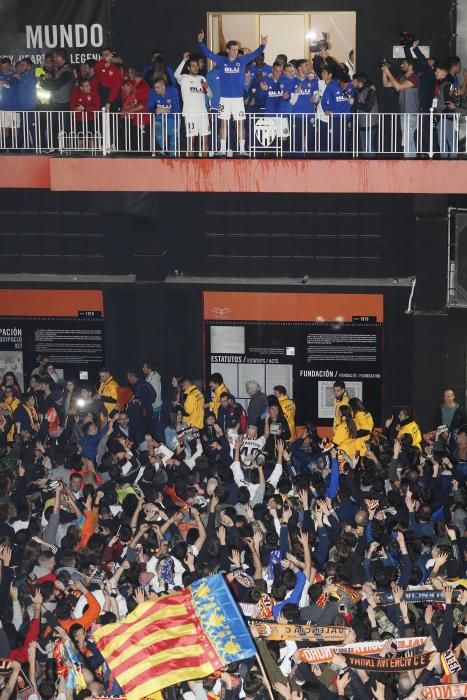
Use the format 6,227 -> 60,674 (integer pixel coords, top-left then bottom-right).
50,158 -> 467,193
203,291 -> 384,322
0,289 -> 103,317
0,156 -> 466,194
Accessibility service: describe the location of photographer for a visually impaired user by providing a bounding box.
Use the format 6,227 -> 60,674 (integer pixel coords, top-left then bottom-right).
382,58 -> 419,158
404,38 -> 437,153
350,72 -> 379,156
404,39 -> 436,112
434,62 -> 462,158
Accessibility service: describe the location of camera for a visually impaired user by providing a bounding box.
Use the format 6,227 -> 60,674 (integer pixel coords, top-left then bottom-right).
379,58 -> 391,68
47,480 -> 61,490
177,427 -> 200,441
400,32 -> 417,48
448,84 -> 462,109
309,33 -> 329,54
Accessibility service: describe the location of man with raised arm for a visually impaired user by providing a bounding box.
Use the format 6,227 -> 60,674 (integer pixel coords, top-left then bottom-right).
197,29 -> 268,155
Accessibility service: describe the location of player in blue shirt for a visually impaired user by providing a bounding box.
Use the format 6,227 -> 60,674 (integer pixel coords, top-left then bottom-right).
260,62 -> 294,145
250,53 -> 272,81
198,29 -> 268,155
16,58 -> 37,148
148,78 -> 181,156
0,58 -> 19,146
291,59 -> 319,152
261,63 -> 294,114
245,75 -> 267,113
321,65 -> 353,153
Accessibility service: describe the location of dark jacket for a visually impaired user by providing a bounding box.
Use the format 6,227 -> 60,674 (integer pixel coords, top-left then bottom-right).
352,84 -> 378,128
131,379 -> 155,414
247,391 -> 268,428
404,45 -> 436,112
434,403 -> 466,432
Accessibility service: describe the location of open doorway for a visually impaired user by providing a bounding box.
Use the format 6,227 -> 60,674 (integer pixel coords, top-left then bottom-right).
207,11 -> 356,70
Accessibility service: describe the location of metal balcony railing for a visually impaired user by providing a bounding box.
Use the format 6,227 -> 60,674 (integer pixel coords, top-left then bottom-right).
0,109 -> 464,159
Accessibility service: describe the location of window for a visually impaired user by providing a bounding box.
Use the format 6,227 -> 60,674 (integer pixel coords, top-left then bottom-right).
207,11 -> 356,69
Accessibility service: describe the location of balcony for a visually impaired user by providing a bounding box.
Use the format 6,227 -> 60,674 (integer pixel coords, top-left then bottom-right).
0,110 -> 466,194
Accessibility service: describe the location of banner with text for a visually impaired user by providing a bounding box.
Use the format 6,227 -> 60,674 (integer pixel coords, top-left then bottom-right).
0,0 -> 110,65
0,289 -> 104,388
203,292 -> 384,427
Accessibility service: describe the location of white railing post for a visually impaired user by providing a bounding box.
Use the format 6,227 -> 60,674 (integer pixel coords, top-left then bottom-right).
429,108 -> 434,159
102,108 -> 110,156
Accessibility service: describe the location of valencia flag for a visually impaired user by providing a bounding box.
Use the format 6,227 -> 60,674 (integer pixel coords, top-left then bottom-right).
93,575 -> 256,700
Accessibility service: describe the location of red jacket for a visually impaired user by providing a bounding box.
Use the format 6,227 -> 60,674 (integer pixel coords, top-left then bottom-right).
70,87 -> 100,121
131,79 -> 150,124
95,59 -> 122,104
10,618 -> 40,663
121,79 -> 150,124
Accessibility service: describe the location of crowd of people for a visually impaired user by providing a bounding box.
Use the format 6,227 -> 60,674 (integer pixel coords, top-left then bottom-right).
0,33 -> 465,156
0,352 -> 465,699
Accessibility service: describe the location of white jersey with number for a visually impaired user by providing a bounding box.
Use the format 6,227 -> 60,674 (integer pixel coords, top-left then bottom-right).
240,436 -> 266,465
175,60 -> 208,116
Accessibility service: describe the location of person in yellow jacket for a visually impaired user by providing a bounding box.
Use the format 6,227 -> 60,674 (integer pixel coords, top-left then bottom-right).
396,407 -> 422,451
97,368 -> 119,415
333,380 -> 350,430
3,386 -> 19,443
332,404 -> 359,458
208,372 -> 230,417
182,377 -> 205,429
349,397 -> 374,455
273,385 -> 296,441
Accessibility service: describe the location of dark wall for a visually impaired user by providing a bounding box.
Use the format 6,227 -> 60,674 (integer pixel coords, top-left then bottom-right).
0,187 -> 466,430
111,0 -> 454,99
166,193 -> 416,279
0,190 -> 417,282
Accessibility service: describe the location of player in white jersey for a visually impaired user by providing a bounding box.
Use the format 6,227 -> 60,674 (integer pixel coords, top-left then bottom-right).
239,425 -> 266,467
175,52 -> 210,156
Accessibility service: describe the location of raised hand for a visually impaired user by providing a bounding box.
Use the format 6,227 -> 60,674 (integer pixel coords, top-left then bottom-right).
229,549 -> 241,568
336,671 -> 351,695
391,582 -> 404,605
198,30 -> 205,42
134,588 -> 145,605
273,682 -> 291,700
217,525 -> 227,546
32,588 -> 43,608
443,582 -> 453,605
0,546 -> 12,567
424,604 -> 434,625
298,489 -> 309,508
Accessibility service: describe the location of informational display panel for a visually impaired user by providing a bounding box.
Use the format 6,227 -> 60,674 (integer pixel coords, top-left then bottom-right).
203,292 -> 383,426
0,289 -> 104,388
